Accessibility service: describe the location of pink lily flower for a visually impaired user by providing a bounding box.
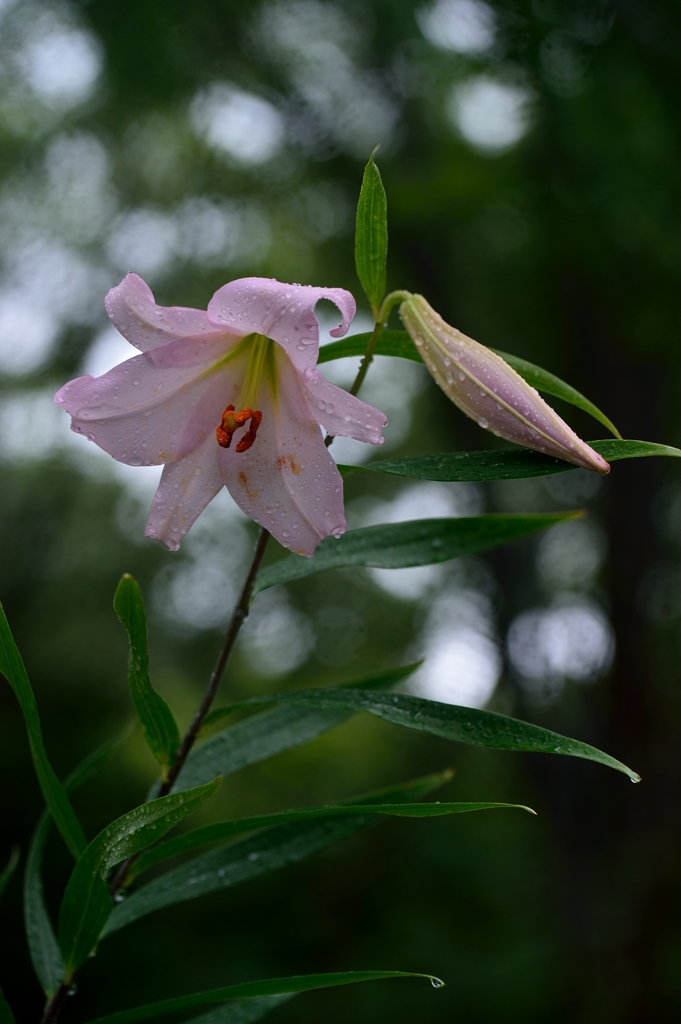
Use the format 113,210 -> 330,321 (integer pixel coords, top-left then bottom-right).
55,274 -> 387,555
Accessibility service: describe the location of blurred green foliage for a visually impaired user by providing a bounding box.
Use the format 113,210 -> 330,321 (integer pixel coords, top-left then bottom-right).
1,0 -> 681,1020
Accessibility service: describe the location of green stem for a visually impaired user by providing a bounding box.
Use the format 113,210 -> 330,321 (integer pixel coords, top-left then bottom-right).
107,527 -> 271,900
349,291 -> 412,398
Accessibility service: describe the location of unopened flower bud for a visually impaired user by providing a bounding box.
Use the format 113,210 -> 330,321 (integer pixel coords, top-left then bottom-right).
400,294 -> 609,475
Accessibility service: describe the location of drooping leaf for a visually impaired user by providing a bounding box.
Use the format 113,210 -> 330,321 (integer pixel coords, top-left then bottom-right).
114,575 -> 180,778
59,780 -> 220,977
175,665 -> 419,793
224,689 -> 639,782
199,663 -> 420,733
185,995 -> 295,1024
104,773 -> 449,935
83,970 -> 443,1024
132,798 -> 530,879
0,602 -> 86,860
355,149 -> 388,318
0,985 -> 15,1024
319,331 -> 620,436
25,727 -> 133,997
0,848 -> 19,903
337,438 -> 681,483
255,514 -> 578,593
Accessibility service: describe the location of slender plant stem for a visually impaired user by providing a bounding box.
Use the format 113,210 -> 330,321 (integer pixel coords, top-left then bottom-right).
39,980 -> 74,1024
158,525 -> 271,796
349,318 -> 385,398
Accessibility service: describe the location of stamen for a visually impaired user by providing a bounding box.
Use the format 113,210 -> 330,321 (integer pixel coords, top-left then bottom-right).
216,405 -> 263,452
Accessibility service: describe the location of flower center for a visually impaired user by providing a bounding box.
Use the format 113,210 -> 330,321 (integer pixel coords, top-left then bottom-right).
215,334 -> 273,453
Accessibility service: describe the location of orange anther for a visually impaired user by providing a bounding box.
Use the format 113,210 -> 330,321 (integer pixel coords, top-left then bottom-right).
216,405 -> 262,452
235,409 -> 262,452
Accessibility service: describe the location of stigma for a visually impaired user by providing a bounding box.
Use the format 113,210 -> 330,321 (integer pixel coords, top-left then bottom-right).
216,405 -> 263,452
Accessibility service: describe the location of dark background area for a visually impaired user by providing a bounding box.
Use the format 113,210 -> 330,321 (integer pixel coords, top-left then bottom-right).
1,0 -> 681,1021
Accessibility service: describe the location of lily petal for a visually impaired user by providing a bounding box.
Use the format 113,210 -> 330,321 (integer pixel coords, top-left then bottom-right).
55,354 -> 231,466
303,371 -> 386,445
106,273 -> 226,353
145,434 -> 225,551
217,347 -> 346,556
206,277 -> 356,376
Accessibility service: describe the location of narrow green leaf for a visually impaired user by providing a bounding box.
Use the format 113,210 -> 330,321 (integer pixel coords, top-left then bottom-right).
175,665 -> 419,793
0,986 -> 15,1024
131,797 -> 530,879
337,438 -> 681,483
0,602 -> 86,859
589,438 -> 681,462
104,773 -> 449,935
318,331 -> 418,365
59,779 -> 220,977
228,689 -> 639,782
114,576 -> 180,777
0,848 -> 19,903
319,331 -> 620,436
255,514 -> 578,593
25,727 -> 133,997
200,663 -> 420,733
186,995 -> 295,1024
83,970 -> 442,1024
355,149 -> 388,317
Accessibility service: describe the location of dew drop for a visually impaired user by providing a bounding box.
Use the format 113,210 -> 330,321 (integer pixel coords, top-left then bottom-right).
431,978 -> 445,989
478,417 -> 489,429
457,372 -> 465,381
133,379 -> 140,386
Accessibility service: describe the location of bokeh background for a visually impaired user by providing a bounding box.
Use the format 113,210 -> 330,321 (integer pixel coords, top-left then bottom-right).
1,0 -> 681,1020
